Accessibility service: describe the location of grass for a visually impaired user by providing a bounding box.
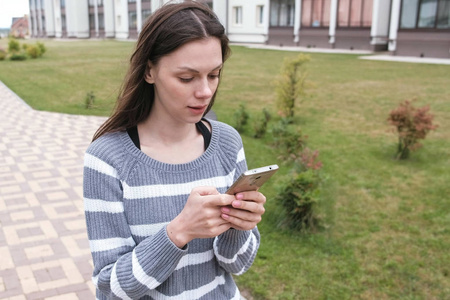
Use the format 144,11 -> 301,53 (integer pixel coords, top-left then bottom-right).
1,38 -> 449,299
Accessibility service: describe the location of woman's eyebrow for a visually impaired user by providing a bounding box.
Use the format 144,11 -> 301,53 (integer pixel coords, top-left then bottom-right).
177,64 -> 223,73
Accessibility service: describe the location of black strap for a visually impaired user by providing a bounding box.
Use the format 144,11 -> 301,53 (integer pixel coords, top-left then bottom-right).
127,120 -> 211,150
196,121 -> 211,150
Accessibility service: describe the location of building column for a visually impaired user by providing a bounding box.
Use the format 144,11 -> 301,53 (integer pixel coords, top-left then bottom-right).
293,0 -> 301,43
31,0 -> 38,37
94,0 -> 99,37
37,0 -> 43,36
388,0 -> 401,52
329,0 -> 338,46
137,0 -> 142,34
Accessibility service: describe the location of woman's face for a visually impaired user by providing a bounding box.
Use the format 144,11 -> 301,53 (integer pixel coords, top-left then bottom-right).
145,37 -> 223,125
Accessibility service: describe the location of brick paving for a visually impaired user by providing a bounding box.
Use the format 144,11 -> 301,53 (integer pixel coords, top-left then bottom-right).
0,81 -> 106,300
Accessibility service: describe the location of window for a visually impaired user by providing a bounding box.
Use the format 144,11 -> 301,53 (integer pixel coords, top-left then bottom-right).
400,0 -> 450,29
128,0 -> 136,3
99,13 -> 105,29
302,0 -> 331,27
233,6 -> 243,25
256,5 -> 264,26
142,9 -> 152,23
89,14 -> 95,29
129,11 -> 137,28
338,0 -> 373,27
270,0 -> 295,27
61,0 -> 65,8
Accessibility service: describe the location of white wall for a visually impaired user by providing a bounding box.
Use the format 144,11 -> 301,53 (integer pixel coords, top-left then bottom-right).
43,0 -> 56,37
371,0 -> 391,45
104,0 -> 115,38
224,0 -> 269,43
65,0 -> 89,38
114,0 -> 129,39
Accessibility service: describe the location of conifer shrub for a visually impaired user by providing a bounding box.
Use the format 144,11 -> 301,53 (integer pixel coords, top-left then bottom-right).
275,54 -> 310,120
253,108 -> 272,138
276,147 -> 323,231
387,100 -> 438,160
232,103 -> 249,133
85,91 -> 96,109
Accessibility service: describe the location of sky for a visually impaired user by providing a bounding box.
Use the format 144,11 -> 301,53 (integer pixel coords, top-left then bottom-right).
0,0 -> 30,28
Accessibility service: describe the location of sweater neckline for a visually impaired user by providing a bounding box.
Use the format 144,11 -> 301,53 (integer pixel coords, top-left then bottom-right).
120,119 -> 220,172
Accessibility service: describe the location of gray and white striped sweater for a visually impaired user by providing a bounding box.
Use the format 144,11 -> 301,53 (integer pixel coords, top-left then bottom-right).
83,120 -> 260,300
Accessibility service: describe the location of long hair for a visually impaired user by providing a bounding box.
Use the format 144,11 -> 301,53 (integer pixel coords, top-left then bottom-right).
92,1 -> 230,141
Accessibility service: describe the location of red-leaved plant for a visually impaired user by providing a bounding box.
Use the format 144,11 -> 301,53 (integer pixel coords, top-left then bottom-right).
387,100 -> 438,160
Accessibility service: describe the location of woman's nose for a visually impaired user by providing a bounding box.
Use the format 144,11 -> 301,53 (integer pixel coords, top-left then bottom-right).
195,78 -> 214,99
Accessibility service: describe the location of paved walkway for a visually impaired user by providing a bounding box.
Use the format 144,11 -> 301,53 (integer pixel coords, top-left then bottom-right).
0,81 -> 106,299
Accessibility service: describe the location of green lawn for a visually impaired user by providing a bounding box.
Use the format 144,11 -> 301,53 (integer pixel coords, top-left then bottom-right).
1,39 -> 449,299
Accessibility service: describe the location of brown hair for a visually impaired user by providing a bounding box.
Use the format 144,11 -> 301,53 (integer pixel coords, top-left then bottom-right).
92,1 -> 230,141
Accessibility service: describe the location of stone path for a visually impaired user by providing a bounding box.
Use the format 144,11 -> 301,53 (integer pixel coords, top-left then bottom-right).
0,81 -> 106,299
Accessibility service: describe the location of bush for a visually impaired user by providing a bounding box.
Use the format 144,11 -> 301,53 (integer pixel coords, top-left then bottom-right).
9,53 -> 27,61
0,49 -> 6,61
232,103 -> 249,133
8,38 -> 20,54
275,54 -> 310,119
276,148 -> 323,231
26,45 -> 42,58
387,100 -> 438,160
85,91 -> 96,109
271,118 -> 308,162
253,108 -> 272,138
36,42 -> 46,56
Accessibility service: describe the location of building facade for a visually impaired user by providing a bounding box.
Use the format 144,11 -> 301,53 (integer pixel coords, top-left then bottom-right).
214,0 -> 450,58
29,0 -> 450,58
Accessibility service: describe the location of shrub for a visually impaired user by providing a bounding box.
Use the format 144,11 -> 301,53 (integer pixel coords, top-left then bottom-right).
8,38 -> 20,54
271,118 -> 308,162
22,43 -> 29,50
0,49 -> 6,61
387,100 -> 438,160
232,103 -> 249,133
9,53 -> 27,61
36,42 -> 46,56
26,45 -> 42,58
85,91 -> 96,109
276,148 -> 323,231
253,108 -> 272,138
275,54 -> 310,119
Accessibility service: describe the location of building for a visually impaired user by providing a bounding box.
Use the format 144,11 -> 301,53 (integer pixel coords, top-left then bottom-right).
10,16 -> 30,38
29,0 -> 450,58
214,0 -> 450,58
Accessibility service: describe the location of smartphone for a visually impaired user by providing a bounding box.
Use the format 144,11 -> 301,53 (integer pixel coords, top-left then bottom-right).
226,164 -> 279,195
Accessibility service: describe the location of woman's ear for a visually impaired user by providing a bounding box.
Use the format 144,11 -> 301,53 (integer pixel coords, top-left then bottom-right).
144,61 -> 155,84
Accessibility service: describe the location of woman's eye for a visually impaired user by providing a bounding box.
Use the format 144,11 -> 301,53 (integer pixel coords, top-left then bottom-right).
179,77 -> 193,83
209,74 -> 220,80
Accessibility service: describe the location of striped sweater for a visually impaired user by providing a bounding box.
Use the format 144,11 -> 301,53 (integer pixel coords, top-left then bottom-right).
83,120 -> 260,300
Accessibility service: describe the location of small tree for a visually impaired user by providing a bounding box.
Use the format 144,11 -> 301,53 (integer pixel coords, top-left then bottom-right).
232,103 -> 250,133
275,54 -> 310,120
8,38 -> 21,54
276,147 -> 323,231
387,100 -> 438,160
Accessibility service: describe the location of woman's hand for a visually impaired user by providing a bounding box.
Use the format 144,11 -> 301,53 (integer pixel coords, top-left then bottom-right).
219,191 -> 266,231
167,186 -> 235,248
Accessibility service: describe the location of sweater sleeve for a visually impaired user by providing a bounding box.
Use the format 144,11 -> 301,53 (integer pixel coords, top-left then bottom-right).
212,123 -> 261,275
83,142 -> 187,299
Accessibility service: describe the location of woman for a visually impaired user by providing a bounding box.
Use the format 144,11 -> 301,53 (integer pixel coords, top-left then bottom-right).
83,2 -> 266,299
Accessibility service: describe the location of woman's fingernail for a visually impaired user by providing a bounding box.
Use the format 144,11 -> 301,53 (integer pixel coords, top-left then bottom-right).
222,207 -> 230,213
236,193 -> 244,200
233,200 -> 241,207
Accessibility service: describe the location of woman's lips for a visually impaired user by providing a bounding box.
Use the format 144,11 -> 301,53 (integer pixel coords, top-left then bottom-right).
188,105 -> 207,115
